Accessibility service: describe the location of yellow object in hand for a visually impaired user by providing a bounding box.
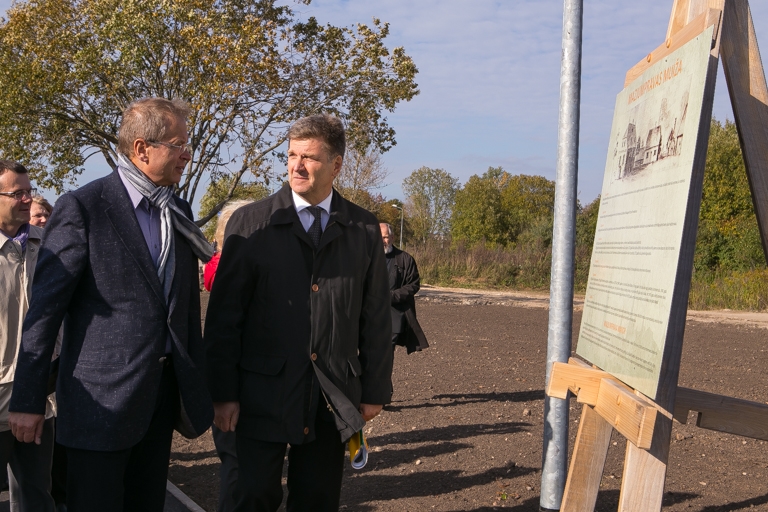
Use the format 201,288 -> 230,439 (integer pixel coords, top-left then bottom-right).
348,430 -> 369,469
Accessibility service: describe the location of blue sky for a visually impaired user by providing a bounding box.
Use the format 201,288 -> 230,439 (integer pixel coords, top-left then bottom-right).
2,0 -> 767,215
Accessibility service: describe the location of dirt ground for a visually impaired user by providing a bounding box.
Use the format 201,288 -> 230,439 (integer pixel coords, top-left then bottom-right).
169,288 -> 768,511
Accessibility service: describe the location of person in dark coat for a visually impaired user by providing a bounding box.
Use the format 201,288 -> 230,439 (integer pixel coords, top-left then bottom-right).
203,198 -> 254,512
380,223 -> 429,354
205,114 -> 393,512
8,98 -> 214,512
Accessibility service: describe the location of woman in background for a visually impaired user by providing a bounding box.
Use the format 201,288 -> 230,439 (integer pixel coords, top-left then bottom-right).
29,196 -> 53,228
204,200 -> 254,293
203,199 -> 253,512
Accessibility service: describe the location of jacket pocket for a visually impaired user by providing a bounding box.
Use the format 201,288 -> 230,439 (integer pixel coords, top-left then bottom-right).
239,356 -> 286,418
347,357 -> 362,378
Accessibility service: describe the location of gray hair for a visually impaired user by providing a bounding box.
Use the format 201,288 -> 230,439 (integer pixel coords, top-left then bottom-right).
0,159 -> 28,177
216,200 -> 254,245
380,222 -> 394,236
31,195 -> 53,214
287,114 -> 346,159
117,97 -> 190,157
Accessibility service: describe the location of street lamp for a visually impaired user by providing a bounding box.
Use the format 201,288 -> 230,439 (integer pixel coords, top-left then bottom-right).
390,203 -> 404,249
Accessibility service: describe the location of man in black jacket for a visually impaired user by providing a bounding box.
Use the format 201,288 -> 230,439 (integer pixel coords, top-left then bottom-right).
206,114 -> 392,512
381,223 -> 428,354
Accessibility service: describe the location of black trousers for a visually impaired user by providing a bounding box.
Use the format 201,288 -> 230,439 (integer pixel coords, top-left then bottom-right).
0,416 -> 56,512
233,407 -> 345,512
212,425 -> 238,512
50,439 -> 67,505
64,360 -> 179,512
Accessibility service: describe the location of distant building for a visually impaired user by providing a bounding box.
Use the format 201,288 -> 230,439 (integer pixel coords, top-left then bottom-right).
642,126 -> 662,165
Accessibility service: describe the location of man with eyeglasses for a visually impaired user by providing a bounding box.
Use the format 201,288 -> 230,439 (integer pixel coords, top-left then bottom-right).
8,97 -> 214,512
0,160 -> 56,511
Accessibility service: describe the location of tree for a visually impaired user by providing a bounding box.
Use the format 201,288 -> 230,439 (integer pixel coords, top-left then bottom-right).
501,174 -> 556,243
0,0 -> 418,224
451,166 -> 508,246
694,118 -> 764,272
450,169 -> 554,247
575,196 -> 600,251
402,167 -> 458,244
335,147 -> 388,208
199,176 -> 270,240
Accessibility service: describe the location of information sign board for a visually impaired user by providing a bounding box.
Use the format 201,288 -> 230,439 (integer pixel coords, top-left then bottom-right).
576,26 -> 716,398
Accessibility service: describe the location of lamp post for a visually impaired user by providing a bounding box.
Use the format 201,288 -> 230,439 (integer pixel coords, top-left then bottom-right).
391,203 -> 404,249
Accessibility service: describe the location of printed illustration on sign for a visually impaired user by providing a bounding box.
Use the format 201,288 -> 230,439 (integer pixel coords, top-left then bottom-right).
614,60 -> 690,182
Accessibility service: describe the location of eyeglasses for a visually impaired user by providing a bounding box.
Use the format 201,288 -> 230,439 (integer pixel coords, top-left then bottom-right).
148,140 -> 193,154
0,188 -> 37,201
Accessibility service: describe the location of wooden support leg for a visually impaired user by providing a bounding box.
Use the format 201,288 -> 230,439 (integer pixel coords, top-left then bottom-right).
720,0 -> 768,259
561,405 -> 613,512
617,414 -> 673,512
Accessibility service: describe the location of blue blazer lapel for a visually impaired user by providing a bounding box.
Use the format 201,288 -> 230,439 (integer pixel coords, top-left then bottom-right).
102,171 -> 167,308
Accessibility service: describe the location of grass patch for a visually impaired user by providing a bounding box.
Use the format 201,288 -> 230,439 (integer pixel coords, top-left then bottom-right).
689,269 -> 768,311
408,242 -> 768,312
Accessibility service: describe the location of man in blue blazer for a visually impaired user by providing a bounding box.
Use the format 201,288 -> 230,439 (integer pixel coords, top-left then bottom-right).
8,98 -> 214,512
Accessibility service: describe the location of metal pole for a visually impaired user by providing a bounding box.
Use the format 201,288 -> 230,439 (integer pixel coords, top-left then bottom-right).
540,0 -> 583,510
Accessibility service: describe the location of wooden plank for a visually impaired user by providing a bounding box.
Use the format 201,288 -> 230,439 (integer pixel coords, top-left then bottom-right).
568,356 -> 592,370
675,387 -> 768,440
667,0 -> 692,40
625,9 -> 719,87
720,0 -> 768,261
618,416 -> 672,512
546,361 -> 614,403
561,405 -> 613,512
594,379 -> 658,450
547,360 -> 659,447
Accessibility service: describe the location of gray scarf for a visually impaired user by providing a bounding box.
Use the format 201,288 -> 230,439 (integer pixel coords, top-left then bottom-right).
117,153 -> 213,301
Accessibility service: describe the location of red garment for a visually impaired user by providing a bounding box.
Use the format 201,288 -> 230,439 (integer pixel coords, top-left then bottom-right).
204,252 -> 221,292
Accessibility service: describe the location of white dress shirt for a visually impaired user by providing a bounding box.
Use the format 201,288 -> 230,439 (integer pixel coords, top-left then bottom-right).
292,190 -> 333,232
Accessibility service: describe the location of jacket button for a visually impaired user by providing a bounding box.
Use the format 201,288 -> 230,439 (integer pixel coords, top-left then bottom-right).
158,356 -> 166,364
311,284 -> 319,292
304,427 -> 309,435
311,353 -> 317,361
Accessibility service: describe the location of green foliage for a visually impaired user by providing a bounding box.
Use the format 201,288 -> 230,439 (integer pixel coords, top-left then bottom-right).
501,174 -> 556,243
408,240 -> 549,290
450,168 -> 555,247
689,269 -> 768,311
575,196 -> 600,250
0,0 -> 418,223
200,176 -> 269,240
451,167 -> 507,246
402,166 -> 458,243
572,196 -> 601,289
695,119 -> 764,274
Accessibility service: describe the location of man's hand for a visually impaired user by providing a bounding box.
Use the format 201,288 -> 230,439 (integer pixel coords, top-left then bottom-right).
359,403 -> 382,421
213,401 -> 240,432
9,412 -> 45,445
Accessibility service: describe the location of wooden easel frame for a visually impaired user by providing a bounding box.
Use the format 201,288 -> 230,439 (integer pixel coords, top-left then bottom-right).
546,1 -> 768,510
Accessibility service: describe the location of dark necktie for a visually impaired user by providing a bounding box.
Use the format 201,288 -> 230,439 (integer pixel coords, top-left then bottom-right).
307,206 -> 323,248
